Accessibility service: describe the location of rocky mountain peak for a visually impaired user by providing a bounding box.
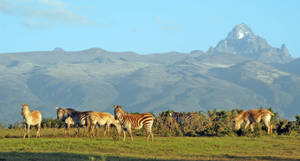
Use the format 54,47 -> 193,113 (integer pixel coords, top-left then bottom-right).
213,23 -> 293,64
280,44 -> 290,56
52,47 -> 64,52
227,23 -> 255,40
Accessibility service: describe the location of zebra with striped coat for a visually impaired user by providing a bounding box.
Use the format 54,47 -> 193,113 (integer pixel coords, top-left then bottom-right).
113,105 -> 155,142
56,107 -> 91,136
21,104 -> 42,138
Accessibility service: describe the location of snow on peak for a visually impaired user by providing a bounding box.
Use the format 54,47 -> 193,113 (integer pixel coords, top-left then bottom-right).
227,23 -> 254,40
237,31 -> 245,39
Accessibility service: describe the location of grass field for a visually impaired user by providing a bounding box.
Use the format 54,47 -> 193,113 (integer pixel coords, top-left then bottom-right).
0,128 -> 299,161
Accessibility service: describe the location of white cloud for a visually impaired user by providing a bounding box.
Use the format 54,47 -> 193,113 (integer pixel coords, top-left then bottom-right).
0,0 -> 12,14
23,19 -> 51,29
0,0 -> 92,29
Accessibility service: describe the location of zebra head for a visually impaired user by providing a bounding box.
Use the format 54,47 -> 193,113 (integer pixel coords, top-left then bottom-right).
233,110 -> 245,130
21,104 -> 29,116
56,107 -> 66,120
113,104 -> 126,120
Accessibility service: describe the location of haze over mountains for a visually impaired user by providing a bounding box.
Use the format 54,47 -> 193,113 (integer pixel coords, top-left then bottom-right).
0,23 -> 299,123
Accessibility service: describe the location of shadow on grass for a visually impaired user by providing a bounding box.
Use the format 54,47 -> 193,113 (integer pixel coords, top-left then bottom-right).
0,152 -> 188,161
0,152 -> 299,161
219,154 -> 299,161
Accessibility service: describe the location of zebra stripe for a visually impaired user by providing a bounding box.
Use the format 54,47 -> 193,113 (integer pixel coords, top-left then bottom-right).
169,112 -> 198,124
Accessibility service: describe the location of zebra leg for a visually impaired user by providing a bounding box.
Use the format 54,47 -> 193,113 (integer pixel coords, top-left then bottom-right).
36,123 -> 41,138
77,127 -> 80,137
146,131 -> 150,142
64,124 -> 67,136
270,124 -> 273,134
27,124 -> 31,138
123,130 -> 126,141
88,124 -> 92,137
105,124 -> 110,137
150,131 -> 154,142
84,125 -> 89,137
127,128 -> 133,141
146,128 -> 154,142
263,118 -> 271,134
95,125 -> 98,137
146,128 -> 153,142
103,124 -> 107,137
244,120 -> 250,131
23,123 -> 27,138
250,123 -> 255,132
147,122 -> 154,142
91,124 -> 96,137
68,124 -> 71,136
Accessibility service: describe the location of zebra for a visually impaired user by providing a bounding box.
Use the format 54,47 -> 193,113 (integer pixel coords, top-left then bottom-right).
21,104 -> 42,138
233,109 -> 274,134
87,111 -> 122,137
56,107 -> 91,136
113,105 -> 155,142
169,112 -> 198,124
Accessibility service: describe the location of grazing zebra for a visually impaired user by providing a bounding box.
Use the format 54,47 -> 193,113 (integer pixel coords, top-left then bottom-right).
21,104 -> 42,138
113,105 -> 155,142
233,109 -> 274,134
87,112 -> 122,137
56,107 -> 91,136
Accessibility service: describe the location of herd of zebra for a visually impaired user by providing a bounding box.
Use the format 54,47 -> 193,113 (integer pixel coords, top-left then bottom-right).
21,104 -> 155,141
21,104 -> 275,141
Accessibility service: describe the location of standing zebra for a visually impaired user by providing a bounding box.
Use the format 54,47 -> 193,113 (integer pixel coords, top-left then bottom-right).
88,112 -> 122,137
56,107 -> 91,136
21,104 -> 42,138
113,105 -> 155,142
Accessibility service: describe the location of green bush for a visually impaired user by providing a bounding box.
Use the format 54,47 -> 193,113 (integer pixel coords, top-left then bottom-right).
41,118 -> 64,128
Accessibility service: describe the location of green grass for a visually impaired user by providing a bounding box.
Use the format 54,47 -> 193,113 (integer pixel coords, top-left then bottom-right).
0,128 -> 299,161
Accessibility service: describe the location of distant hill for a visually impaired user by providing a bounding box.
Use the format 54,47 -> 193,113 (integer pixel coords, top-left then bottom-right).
0,23 -> 299,123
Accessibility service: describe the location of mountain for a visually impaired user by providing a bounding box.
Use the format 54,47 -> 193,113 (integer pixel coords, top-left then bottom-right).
211,23 -> 293,64
274,58 -> 300,76
0,24 -> 299,124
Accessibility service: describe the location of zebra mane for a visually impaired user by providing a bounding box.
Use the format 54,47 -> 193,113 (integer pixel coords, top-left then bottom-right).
117,105 -> 128,114
65,108 -> 76,112
62,108 -> 78,117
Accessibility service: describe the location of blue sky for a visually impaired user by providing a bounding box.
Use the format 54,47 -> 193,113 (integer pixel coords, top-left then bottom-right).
0,0 -> 299,57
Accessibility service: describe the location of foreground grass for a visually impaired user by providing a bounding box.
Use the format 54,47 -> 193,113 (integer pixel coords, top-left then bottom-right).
0,128 -> 299,161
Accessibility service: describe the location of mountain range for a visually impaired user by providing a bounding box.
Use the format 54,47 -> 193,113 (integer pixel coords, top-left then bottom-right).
0,23 -> 299,123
